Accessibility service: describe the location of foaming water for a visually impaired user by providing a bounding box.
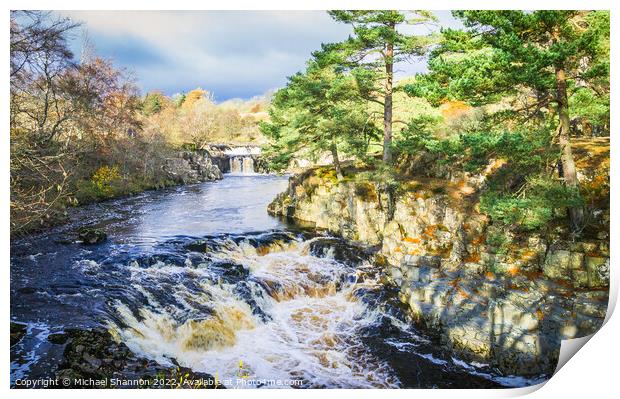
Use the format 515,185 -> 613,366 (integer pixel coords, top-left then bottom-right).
110,234 -> 399,388
11,175 -> 542,388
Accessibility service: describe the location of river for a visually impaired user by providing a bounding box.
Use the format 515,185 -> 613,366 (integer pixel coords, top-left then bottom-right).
10,174 -> 536,388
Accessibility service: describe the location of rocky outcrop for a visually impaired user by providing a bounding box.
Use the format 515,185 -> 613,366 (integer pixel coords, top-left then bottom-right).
49,328 -> 221,389
268,168 -> 610,377
10,322 -> 27,347
204,145 -> 232,173
163,151 -> 223,184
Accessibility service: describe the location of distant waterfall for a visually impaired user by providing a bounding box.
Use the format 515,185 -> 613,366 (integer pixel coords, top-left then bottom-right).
223,146 -> 260,174
229,156 -> 255,174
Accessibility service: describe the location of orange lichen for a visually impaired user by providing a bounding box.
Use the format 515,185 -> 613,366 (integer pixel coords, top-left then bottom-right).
520,250 -> 538,261
507,265 -> 520,277
536,309 -> 545,321
471,235 -> 485,246
507,283 -> 529,292
456,287 -> 470,299
464,252 -> 481,263
423,225 -> 437,239
394,246 -> 402,253
403,236 -> 421,244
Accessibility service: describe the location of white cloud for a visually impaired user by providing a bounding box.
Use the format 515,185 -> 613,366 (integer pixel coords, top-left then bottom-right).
57,10 -> 460,100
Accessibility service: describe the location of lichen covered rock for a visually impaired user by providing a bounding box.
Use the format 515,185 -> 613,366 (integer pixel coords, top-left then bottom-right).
269,167 -> 609,377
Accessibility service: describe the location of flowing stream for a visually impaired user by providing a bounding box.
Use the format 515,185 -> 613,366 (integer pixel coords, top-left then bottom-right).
10,174 -> 534,388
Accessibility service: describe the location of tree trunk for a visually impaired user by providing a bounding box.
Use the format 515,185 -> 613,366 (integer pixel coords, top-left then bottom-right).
383,23 -> 395,164
331,143 -> 343,180
555,63 -> 584,231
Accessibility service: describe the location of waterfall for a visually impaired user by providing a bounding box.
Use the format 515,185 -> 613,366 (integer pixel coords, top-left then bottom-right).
109,232 -> 402,388
224,146 -> 260,174
229,156 -> 255,174
242,156 -> 254,173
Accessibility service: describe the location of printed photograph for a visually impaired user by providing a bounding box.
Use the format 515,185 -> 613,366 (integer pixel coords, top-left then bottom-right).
9,8 -> 611,390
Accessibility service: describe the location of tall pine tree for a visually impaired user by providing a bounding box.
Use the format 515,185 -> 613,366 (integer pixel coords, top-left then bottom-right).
328,10 -> 437,164
260,50 -> 379,178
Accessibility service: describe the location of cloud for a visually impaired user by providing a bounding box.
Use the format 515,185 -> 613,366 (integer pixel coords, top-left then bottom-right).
58,10 -> 460,100
59,11 -> 351,99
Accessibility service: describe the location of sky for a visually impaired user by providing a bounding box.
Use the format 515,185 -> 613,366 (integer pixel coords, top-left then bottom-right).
57,11 -> 462,101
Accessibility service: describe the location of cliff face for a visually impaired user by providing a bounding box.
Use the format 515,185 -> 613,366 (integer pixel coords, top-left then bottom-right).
268,162 -> 609,376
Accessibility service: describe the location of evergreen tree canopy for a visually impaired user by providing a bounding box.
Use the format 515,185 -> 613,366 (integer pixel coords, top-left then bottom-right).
405,10 -> 610,231
261,49 -> 380,177
328,10 -> 437,163
407,10 -> 609,111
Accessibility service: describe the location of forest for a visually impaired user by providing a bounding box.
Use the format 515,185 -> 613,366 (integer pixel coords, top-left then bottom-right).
261,10 -> 610,236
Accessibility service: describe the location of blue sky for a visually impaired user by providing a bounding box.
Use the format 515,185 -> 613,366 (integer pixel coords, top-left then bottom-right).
59,11 -> 462,101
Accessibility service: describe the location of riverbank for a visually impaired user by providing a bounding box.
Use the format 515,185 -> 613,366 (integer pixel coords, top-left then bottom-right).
11,175 -> 536,388
267,140 -> 610,377
11,149 -> 226,238
78,150 -> 225,205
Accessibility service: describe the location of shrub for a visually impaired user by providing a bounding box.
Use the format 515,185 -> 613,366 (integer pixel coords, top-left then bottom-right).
91,165 -> 121,196
480,177 -> 583,231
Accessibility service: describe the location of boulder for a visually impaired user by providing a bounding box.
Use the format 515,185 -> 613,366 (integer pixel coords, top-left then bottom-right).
48,333 -> 69,345
53,328 -> 222,389
308,237 -> 375,265
219,262 -> 250,282
164,151 -> 223,185
78,228 -> 107,245
10,322 -> 27,346
585,257 -> 610,288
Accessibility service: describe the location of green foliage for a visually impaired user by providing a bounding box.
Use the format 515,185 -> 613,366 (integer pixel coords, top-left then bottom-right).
406,11 -> 610,113
74,165 -> 173,205
141,91 -> 167,116
328,10 -> 438,65
396,114 -> 584,231
481,177 -> 583,231
91,165 -> 121,195
399,117 -> 553,172
261,49 -> 380,173
328,11 -> 438,162
172,92 -> 186,108
486,229 -> 509,250
396,115 -> 444,152
570,87 -> 610,129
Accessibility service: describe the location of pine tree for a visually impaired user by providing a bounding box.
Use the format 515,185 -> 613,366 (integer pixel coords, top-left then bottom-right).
328,10 -> 437,163
261,50 -> 379,178
407,11 -> 610,231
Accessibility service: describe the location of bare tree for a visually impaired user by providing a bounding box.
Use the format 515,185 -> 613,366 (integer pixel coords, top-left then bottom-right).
10,11 -> 79,233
